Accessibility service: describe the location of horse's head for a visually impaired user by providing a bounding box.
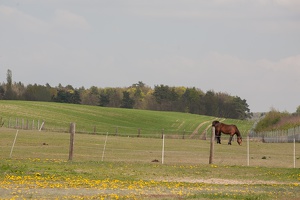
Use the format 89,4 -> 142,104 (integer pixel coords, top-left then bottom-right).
237,137 -> 242,145
212,120 -> 220,127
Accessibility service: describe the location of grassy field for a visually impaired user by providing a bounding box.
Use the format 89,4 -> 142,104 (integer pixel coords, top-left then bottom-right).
0,100 -> 253,137
0,128 -> 300,199
1,101 -> 299,199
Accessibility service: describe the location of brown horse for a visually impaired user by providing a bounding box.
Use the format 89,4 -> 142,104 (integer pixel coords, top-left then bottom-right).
212,120 -> 242,145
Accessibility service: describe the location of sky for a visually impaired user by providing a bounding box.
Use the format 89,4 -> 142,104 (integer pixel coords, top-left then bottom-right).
0,0 -> 299,113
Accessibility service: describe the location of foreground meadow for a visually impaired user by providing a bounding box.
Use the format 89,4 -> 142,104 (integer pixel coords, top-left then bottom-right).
0,159 -> 299,199
1,129 -> 300,199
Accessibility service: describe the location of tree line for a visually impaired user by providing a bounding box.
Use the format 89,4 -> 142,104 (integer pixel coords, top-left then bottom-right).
0,69 -> 252,119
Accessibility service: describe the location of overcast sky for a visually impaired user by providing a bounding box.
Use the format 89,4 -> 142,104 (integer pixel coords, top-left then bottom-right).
0,0 -> 299,113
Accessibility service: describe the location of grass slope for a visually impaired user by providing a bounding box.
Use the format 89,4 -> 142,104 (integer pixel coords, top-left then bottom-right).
0,100 -> 253,137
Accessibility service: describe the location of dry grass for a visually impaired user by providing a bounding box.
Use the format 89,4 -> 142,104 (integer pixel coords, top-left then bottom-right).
1,128 -> 299,167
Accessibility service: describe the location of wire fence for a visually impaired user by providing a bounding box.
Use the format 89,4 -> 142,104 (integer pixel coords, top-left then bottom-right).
1,117 -> 300,168
1,117 -> 253,141
250,126 -> 300,143
5,117 -> 300,143
1,127 -> 299,168
2,117 -> 201,139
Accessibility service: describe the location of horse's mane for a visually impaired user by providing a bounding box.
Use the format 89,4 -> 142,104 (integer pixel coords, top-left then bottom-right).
212,120 -> 220,127
234,125 -> 242,138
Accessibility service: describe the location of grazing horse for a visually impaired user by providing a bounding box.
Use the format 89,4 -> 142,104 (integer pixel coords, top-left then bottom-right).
212,120 -> 242,145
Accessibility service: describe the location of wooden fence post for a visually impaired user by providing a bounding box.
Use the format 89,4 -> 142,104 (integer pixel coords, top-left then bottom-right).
69,123 -> 76,161
209,126 -> 215,164
137,128 -> 141,137
0,117 -> 4,127
115,127 -> 118,136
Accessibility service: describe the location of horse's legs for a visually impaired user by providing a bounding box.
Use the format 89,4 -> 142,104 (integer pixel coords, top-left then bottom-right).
228,135 -> 233,145
217,135 -> 221,144
215,132 -> 221,144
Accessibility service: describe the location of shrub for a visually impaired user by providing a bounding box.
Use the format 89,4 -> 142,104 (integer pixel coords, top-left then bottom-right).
254,109 -> 289,132
255,108 -> 300,133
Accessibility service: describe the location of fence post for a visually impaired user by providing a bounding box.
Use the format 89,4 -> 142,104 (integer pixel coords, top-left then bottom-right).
0,117 -> 4,127
102,132 -> 108,161
10,130 -> 19,158
39,121 -> 45,131
69,123 -> 76,161
294,137 -> 296,168
209,126 -> 215,164
162,134 -> 165,164
247,135 -> 250,166
137,128 -> 141,137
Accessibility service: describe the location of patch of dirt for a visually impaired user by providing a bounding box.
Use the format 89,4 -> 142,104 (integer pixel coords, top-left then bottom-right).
155,177 -> 287,185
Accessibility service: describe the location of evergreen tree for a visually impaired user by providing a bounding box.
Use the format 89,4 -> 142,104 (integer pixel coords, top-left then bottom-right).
99,93 -> 110,107
4,69 -> 16,100
121,91 -> 135,108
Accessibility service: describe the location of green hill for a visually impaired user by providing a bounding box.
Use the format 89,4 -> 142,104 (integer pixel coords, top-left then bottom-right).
0,100 -> 253,137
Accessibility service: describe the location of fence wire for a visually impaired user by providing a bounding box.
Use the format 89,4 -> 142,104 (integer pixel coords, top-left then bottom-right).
250,126 -> 300,143
1,128 -> 299,168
